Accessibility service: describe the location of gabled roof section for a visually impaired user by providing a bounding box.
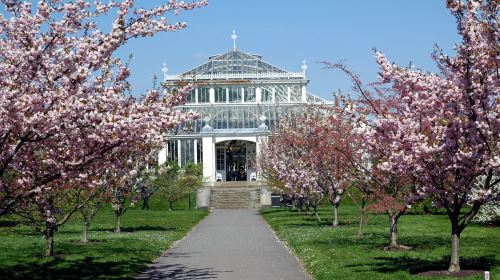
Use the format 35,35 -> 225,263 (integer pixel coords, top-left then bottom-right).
182,49 -> 291,75
307,92 -> 329,104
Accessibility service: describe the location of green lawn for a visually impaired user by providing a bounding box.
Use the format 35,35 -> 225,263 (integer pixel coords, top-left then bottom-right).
0,195 -> 207,279
261,203 -> 499,280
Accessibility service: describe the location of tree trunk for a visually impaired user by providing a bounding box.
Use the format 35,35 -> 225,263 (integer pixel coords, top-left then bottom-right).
332,203 -> 339,227
44,227 -> 55,257
314,207 -> 321,222
82,220 -> 90,243
168,201 -> 173,211
448,218 -> 461,272
115,212 -> 122,233
383,212 -> 412,251
292,198 -> 297,211
142,197 -> 150,210
389,214 -> 398,247
358,198 -> 366,236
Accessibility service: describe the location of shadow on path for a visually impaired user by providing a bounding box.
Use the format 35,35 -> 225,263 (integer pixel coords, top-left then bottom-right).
137,263 -> 231,280
136,210 -> 310,280
137,251 -> 233,280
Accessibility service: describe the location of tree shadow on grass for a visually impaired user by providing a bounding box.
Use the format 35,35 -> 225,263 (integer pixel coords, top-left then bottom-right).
312,231 -> 493,254
0,255 -> 150,280
401,235 -> 496,252
260,208 -> 288,215
288,221 -> 334,227
311,231 -> 389,248
0,220 -> 18,227
93,225 -> 180,232
345,255 -> 496,274
289,218 -> 355,227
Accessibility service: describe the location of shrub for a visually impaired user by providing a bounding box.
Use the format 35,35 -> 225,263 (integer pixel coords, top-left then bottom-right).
473,202 -> 500,226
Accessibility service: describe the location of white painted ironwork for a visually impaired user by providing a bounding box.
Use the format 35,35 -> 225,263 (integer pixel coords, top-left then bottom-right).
164,72 -> 304,81
231,30 -> 237,50
301,60 -> 308,77
161,62 -> 169,78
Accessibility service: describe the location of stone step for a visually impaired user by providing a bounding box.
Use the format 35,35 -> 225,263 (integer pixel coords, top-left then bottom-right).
211,206 -> 259,208
211,195 -> 258,197
213,181 -> 262,189
211,205 -> 260,208
211,202 -> 257,206
212,196 -> 254,198
211,199 -> 259,203
216,198 -> 259,200
211,204 -> 259,207
210,198 -> 258,201
209,187 -> 260,209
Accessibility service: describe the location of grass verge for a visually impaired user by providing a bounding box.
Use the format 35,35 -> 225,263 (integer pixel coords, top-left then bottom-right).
261,203 -> 499,280
0,195 -> 208,279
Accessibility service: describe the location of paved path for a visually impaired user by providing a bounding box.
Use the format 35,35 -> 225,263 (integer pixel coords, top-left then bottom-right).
137,209 -> 310,280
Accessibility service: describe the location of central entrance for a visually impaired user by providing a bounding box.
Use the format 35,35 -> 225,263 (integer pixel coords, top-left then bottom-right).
215,140 -> 256,181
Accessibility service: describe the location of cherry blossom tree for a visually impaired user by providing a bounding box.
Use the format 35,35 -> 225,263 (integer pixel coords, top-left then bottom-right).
109,169 -> 139,234
136,167 -> 160,210
79,188 -> 106,243
11,182 -> 100,255
0,0 -> 206,256
373,0 -> 499,272
0,0 -> 206,214
260,103 -> 362,226
323,62 -> 422,248
259,111 -> 325,221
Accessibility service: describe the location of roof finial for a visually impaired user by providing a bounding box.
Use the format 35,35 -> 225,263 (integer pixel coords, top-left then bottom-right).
231,30 -> 238,50
301,59 -> 308,77
161,62 -> 169,79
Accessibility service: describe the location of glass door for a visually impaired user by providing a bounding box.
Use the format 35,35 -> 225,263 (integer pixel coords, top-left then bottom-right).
216,146 -> 226,181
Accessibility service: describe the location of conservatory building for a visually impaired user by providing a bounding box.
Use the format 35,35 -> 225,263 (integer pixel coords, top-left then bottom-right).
158,36 -> 327,208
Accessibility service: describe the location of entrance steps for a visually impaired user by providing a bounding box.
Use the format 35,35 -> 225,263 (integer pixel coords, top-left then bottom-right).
210,181 -> 261,209
213,181 -> 260,189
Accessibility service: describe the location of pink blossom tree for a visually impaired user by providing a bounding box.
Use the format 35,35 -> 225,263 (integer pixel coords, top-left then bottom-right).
260,103 -> 362,226
259,113 -> 325,221
0,0 -> 206,256
373,0 -> 499,272
0,0 -> 205,214
325,62 -> 419,248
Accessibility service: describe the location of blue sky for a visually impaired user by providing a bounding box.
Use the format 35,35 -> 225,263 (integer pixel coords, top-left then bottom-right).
41,1 -> 466,99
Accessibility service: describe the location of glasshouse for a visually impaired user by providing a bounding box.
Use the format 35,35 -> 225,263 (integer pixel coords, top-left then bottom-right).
158,34 -> 328,208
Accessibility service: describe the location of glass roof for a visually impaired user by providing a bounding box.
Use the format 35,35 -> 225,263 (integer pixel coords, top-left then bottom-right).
182,50 -> 291,75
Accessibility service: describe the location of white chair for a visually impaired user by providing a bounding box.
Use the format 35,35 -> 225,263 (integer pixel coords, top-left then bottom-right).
249,172 -> 257,181
216,173 -> 223,182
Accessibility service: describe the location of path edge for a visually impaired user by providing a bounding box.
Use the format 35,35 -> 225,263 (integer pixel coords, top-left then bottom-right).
258,210 -> 313,280
134,210 -> 211,279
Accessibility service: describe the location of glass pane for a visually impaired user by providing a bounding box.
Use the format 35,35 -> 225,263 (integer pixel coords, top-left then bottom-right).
198,87 -> 210,103
228,87 -> 241,103
290,85 -> 301,102
244,86 -> 256,102
261,87 -> 273,103
215,87 -> 226,103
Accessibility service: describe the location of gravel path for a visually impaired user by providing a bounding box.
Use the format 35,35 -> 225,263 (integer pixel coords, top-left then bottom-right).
137,209 -> 310,280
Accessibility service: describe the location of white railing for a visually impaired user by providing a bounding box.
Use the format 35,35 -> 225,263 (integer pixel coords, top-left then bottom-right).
164,72 -> 305,81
